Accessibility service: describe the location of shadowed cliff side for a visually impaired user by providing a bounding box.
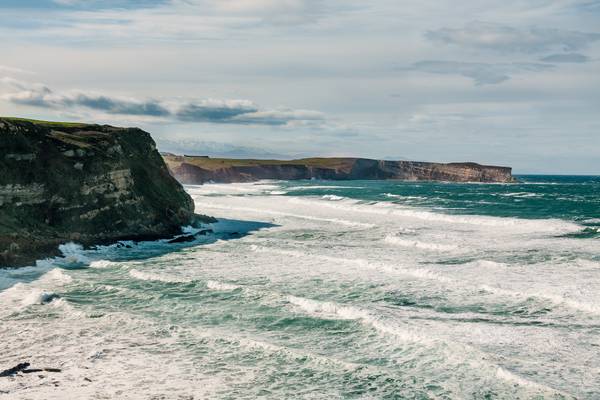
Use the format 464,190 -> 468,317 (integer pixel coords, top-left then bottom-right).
0,118 -> 197,267
163,155 -> 515,184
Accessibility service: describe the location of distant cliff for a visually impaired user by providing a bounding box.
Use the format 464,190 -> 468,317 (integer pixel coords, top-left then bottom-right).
163,155 -> 515,184
0,118 -> 196,267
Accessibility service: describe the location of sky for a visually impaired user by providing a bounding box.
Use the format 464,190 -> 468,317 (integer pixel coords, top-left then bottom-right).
0,0 -> 599,174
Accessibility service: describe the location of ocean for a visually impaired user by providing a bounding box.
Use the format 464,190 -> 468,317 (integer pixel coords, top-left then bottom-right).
1,176 -> 599,399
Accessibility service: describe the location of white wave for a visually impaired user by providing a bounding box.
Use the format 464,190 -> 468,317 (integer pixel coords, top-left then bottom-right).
129,269 -> 192,283
467,260 -> 508,268
196,203 -> 374,228
58,242 -> 90,264
250,245 -> 600,315
181,225 -> 201,235
384,193 -> 427,201
182,326 -> 364,372
495,367 -> 568,396
89,260 -> 121,269
38,268 -> 73,285
249,245 -> 306,258
500,192 -> 541,198
288,295 -> 364,319
576,258 -> 600,269
287,185 -> 362,190
268,190 -> 287,195
21,288 -> 59,306
249,245 -> 453,284
286,197 -> 580,233
206,280 -> 241,291
0,268 -> 71,312
288,295 -> 568,396
479,284 -> 600,314
322,195 -> 345,201
287,295 -> 431,344
236,336 -> 361,371
0,283 -> 62,317
384,235 -> 459,252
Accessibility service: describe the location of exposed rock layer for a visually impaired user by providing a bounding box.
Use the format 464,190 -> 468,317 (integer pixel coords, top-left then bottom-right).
0,118 -> 195,267
163,156 -> 515,184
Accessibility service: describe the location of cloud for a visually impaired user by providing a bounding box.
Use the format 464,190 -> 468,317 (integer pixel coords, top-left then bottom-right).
175,100 -> 258,123
228,109 -> 326,126
426,22 -> 600,54
176,101 -> 324,125
50,0 -> 167,9
540,53 -> 590,63
0,77 -> 325,126
2,79 -> 170,116
206,0 -> 327,25
0,65 -> 32,75
409,60 -> 555,85
53,0 -> 81,4
0,0 -> 346,47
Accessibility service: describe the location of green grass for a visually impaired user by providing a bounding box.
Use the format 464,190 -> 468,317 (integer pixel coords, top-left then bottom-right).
163,155 -> 358,171
0,117 -> 88,128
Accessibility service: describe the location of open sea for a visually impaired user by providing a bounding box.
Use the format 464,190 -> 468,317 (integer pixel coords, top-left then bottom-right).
1,176 -> 599,399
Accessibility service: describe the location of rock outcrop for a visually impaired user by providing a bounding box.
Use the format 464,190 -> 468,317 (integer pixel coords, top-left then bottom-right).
163,156 -> 515,184
0,118 -> 196,267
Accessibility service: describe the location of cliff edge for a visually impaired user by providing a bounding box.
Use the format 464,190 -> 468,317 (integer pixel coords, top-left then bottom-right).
163,156 -> 515,184
0,118 -> 196,267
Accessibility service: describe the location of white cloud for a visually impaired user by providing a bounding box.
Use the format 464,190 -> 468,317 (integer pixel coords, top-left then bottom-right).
0,65 -> 33,75
426,22 -> 600,54
208,0 -> 324,24
540,53 -> 590,62
409,61 -> 555,85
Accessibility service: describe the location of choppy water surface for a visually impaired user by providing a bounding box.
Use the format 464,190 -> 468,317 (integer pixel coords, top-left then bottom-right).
1,176 -> 599,399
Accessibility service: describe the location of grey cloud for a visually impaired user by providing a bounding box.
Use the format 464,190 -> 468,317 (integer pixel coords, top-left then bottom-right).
176,101 -> 259,123
66,94 -> 170,116
0,78 -> 325,126
540,53 -> 590,63
426,22 -> 600,54
5,84 -> 170,117
174,101 -> 325,126
229,109 -> 326,126
410,60 -> 554,85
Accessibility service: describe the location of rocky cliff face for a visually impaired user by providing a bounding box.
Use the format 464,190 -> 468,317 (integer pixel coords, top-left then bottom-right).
0,118 -> 196,267
163,156 -> 515,184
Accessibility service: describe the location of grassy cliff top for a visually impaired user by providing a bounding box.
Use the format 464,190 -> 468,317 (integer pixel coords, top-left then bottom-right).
163,155 -> 359,171
0,117 -> 88,128
163,154 -> 512,173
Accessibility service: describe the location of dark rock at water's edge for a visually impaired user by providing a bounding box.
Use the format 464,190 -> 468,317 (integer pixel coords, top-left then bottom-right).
0,363 -> 30,377
0,117 -> 199,268
163,155 -> 516,184
0,362 -> 62,377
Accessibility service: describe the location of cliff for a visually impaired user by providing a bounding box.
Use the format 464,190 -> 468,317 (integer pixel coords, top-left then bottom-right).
0,118 -> 196,267
163,156 -> 515,184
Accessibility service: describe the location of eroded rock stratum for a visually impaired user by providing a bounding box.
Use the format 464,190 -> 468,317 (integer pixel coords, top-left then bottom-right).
0,118 -> 195,267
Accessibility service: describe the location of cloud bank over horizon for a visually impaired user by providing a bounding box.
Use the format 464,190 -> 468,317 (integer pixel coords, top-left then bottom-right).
0,0 -> 599,173
0,77 -> 326,127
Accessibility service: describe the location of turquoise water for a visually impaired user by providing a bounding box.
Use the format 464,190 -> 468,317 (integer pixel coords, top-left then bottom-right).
281,175 -> 600,222
1,177 -> 599,399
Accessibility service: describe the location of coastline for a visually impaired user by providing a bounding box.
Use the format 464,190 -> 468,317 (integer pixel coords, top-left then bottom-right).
1,178 -> 598,398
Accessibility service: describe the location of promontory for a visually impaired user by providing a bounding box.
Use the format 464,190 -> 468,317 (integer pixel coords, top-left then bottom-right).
163,155 -> 515,184
0,118 -> 196,267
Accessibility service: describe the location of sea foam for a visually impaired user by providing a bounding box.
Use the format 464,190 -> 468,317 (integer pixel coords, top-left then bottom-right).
129,269 -> 193,283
